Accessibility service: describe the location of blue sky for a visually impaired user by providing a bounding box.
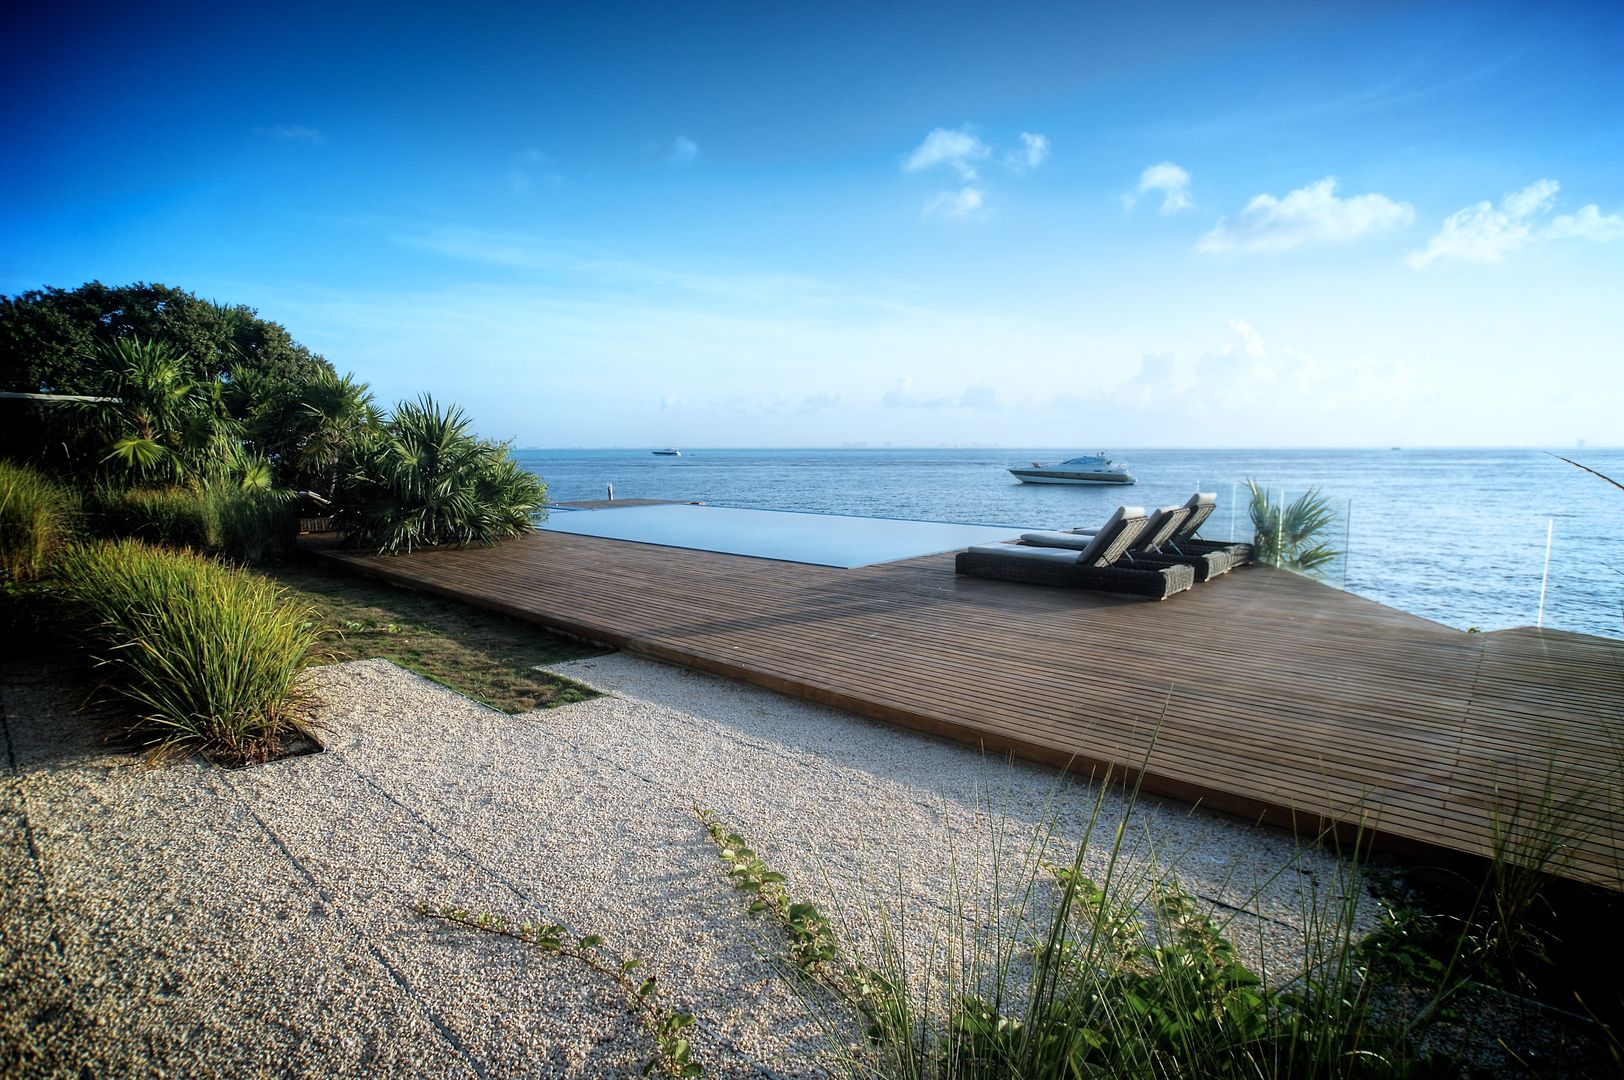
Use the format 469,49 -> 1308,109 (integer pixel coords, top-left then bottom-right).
4,1 -> 1621,447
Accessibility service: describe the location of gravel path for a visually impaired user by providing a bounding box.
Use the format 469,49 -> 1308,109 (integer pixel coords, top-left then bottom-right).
1,653 -> 1375,1078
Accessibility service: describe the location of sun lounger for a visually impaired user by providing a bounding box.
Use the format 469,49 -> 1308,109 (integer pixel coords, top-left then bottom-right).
1068,492 -> 1252,580
955,506 -> 1195,599
1158,492 -> 1254,574
1028,503 -> 1222,585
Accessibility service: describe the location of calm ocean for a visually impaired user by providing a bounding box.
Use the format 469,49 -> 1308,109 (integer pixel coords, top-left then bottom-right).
512,447 -> 1624,640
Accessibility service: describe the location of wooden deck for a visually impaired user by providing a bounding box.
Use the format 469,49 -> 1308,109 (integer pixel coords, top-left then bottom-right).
311,525 -> 1624,890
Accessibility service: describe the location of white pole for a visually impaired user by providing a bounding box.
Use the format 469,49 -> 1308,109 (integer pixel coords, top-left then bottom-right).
1276,488 -> 1284,567
1229,482 -> 1237,541
1342,498 -> 1352,589
1536,519 -> 1553,628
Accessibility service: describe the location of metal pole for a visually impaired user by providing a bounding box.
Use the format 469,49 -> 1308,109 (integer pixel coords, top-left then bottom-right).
1276,488 -> 1284,567
1342,498 -> 1352,589
1229,482 -> 1236,541
1537,519 -> 1553,628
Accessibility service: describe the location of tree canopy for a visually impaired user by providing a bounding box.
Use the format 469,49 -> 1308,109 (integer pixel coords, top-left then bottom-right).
0,281 -> 333,395
0,282 -> 362,489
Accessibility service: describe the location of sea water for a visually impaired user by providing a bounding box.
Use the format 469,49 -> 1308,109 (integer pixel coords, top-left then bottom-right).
512,447 -> 1624,640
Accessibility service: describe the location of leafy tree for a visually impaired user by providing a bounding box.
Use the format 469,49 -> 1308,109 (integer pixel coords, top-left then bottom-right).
332,395 -> 545,554
0,282 -> 372,488
0,281 -> 332,394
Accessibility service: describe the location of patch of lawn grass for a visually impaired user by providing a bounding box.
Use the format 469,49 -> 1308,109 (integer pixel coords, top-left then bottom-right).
266,559 -> 607,714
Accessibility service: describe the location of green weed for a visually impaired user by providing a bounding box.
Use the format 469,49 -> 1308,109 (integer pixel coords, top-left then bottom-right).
415,901 -> 703,1077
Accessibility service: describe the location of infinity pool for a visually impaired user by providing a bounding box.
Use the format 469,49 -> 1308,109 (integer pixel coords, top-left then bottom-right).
539,503 -> 1025,568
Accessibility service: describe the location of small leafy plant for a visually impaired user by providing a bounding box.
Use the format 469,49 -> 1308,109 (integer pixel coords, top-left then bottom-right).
415,901 -> 703,1077
697,809 -> 910,1046
1247,480 -> 1341,576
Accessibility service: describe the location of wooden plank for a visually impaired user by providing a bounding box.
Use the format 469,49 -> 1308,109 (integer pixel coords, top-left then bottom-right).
308,530 -> 1624,890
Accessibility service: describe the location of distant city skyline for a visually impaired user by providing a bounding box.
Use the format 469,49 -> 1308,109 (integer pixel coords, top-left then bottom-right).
4,1 -> 1621,448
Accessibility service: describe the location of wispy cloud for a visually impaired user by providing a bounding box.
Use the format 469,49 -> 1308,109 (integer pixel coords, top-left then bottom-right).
800,391 -> 843,412
1227,317 -> 1265,359
904,127 -> 990,180
881,380 -> 1002,410
394,225 -> 563,269
670,135 -> 699,164
904,127 -> 1046,220
509,148 -> 564,192
923,186 -> 985,220
1125,162 -> 1192,215
1005,132 -> 1050,173
258,124 -> 325,144
1197,177 -> 1413,253
1407,179 -> 1623,268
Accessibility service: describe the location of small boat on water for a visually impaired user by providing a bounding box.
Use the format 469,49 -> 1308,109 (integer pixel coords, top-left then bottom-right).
1008,452 -> 1134,486
652,448 -> 682,456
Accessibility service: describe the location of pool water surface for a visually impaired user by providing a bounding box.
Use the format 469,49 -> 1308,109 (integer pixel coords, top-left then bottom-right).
539,503 -> 1025,568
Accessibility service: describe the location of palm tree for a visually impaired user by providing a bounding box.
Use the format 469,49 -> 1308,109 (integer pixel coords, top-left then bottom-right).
1247,480 -> 1340,577
88,337 -> 237,484
296,369 -> 382,496
332,395 -> 545,553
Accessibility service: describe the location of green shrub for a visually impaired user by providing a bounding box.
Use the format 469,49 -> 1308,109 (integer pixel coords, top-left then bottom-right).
198,478 -> 297,563
0,460 -> 78,581
57,539 -> 326,764
86,480 -> 296,564
332,395 -> 546,554
97,485 -> 211,549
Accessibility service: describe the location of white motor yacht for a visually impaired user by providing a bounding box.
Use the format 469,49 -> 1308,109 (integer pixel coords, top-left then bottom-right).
1008,453 -> 1135,485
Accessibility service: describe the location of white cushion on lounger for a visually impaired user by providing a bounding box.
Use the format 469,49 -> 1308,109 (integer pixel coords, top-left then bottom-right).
1071,505 -> 1144,564
1019,530 -> 1096,549
967,543 -> 1081,563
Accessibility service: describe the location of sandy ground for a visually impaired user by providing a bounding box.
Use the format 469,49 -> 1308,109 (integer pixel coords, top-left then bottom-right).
1,652 -> 1378,1078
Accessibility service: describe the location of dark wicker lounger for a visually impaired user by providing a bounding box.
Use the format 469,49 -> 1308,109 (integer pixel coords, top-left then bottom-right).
1067,492 -> 1252,581
954,548 -> 1196,599
956,506 -> 1196,600
1159,493 -> 1255,572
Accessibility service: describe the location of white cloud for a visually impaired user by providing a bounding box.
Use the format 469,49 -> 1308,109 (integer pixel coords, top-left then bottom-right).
957,384 -> 1001,410
1547,204 -> 1624,243
1197,177 -> 1413,252
923,186 -> 985,219
880,380 -> 1000,410
905,127 -> 1046,220
904,127 -> 990,180
671,136 -> 699,164
395,226 -> 559,269
1129,162 -> 1192,215
1006,132 -> 1050,172
1227,318 -> 1265,359
260,124 -> 325,144
660,395 -> 688,410
800,392 -> 842,412
1502,178 -> 1559,218
1407,179 -> 1624,268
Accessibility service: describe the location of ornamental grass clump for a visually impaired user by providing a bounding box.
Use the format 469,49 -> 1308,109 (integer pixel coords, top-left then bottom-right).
57,539 -> 326,764
0,459 -> 78,581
